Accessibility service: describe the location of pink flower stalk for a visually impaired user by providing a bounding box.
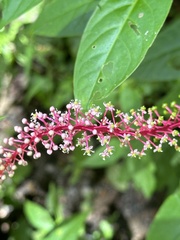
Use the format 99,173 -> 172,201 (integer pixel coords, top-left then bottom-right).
0,100 -> 180,184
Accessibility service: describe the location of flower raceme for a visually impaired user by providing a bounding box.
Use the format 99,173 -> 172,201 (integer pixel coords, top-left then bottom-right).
0,100 -> 180,184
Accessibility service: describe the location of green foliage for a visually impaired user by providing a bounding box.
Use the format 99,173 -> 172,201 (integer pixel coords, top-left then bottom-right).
45,183 -> 61,218
24,200 -> 55,231
0,0 -> 42,28
31,0 -> 98,37
133,17 -> 180,81
24,184 -> 88,240
74,0 -> 172,108
147,189 -> 180,240
43,213 -> 88,240
107,152 -> 156,198
99,220 -> 114,239
0,0 -> 180,239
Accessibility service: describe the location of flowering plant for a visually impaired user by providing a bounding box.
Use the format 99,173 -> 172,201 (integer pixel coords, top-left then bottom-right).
1,0 -> 180,240
1,100 -> 179,184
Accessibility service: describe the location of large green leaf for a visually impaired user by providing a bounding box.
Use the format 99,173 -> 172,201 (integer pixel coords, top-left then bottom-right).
74,0 -> 172,108
133,18 -> 180,81
0,0 -> 42,29
31,0 -> 98,37
147,189 -> 180,240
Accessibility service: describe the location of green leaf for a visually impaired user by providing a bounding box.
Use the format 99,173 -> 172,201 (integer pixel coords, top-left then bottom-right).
107,153 -> 156,197
46,183 -> 59,216
133,18 -> 180,81
44,213 -> 88,240
0,0 -> 42,29
133,161 -> 156,198
118,80 -> 143,111
156,80 -> 180,109
13,165 -> 32,185
171,151 -> 180,166
24,200 -> 54,231
45,183 -> 63,222
99,220 -> 114,239
58,11 -> 93,38
74,0 -> 172,108
107,164 -> 131,191
147,189 -> 180,240
31,0 -> 98,37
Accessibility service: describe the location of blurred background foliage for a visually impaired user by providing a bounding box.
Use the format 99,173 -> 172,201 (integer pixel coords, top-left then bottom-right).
0,0 -> 180,239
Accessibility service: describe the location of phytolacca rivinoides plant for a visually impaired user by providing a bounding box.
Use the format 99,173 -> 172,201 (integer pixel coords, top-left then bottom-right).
0,100 -> 180,184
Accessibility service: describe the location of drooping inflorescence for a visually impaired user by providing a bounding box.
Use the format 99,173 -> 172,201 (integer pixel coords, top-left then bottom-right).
0,100 -> 180,184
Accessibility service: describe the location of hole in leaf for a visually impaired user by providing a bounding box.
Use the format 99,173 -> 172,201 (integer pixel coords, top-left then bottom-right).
128,21 -> 140,35
98,78 -> 103,83
138,12 -> 144,18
